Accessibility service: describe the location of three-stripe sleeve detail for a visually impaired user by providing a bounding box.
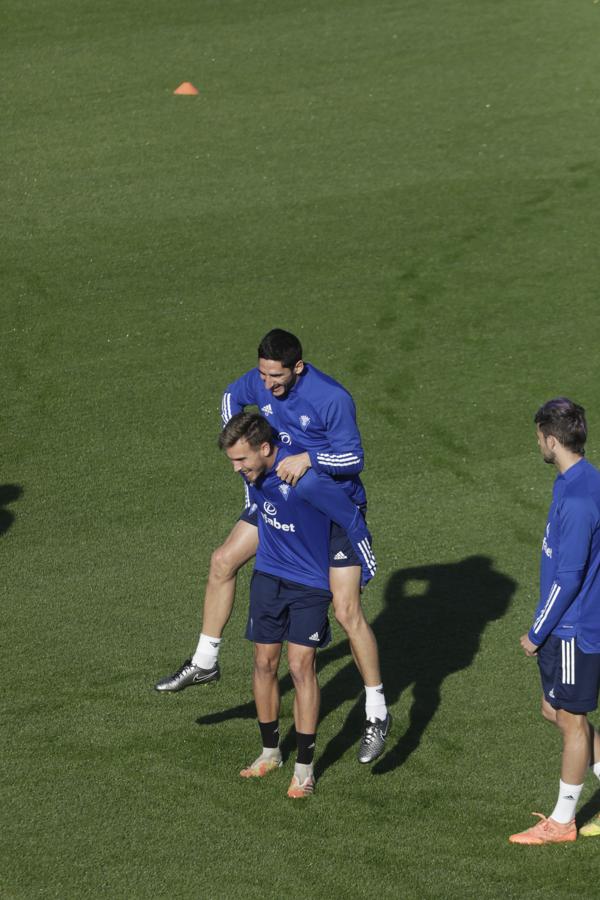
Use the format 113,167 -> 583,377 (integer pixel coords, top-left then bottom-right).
316,452 -> 362,468
358,539 -> 377,576
221,393 -> 233,425
533,582 -> 561,635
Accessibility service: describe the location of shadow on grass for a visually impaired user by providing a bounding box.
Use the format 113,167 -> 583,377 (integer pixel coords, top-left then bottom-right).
0,484 -> 23,537
576,787 -> 600,830
317,555 -> 516,777
196,556 -> 516,777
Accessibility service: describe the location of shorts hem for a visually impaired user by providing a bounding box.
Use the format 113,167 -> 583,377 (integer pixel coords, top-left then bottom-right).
546,696 -> 598,714
286,636 -> 332,649
245,637 -> 283,645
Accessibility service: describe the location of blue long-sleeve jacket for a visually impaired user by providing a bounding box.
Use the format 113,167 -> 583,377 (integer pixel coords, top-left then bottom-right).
221,363 -> 366,506
248,448 -> 376,590
529,458 -> 600,652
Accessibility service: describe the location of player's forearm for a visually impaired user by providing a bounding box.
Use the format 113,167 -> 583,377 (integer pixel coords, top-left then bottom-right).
308,449 -> 364,476
529,571 -> 584,645
221,385 -> 249,425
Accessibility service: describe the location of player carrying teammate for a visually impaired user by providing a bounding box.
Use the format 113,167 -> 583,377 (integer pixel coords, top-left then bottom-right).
156,330 -> 391,762
220,412 -> 376,797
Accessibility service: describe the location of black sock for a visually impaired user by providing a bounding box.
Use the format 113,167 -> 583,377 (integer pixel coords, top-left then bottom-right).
296,731 -> 316,765
259,720 -> 280,749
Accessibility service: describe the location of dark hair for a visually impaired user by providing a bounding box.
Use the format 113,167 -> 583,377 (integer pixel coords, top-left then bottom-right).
534,397 -> 587,454
257,329 -> 302,369
218,412 -> 276,451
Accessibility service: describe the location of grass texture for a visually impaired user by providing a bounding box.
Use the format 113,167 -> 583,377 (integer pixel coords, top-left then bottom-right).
3,0 -> 600,896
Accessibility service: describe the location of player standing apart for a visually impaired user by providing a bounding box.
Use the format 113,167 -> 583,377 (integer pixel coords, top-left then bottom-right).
219,413 -> 376,796
156,330 -> 390,762
510,398 -> 600,844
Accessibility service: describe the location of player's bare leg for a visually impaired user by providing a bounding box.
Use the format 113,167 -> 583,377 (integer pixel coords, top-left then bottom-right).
330,565 -> 381,686
579,721 -> 600,835
541,694 -> 600,764
240,643 -> 283,778
329,565 -> 391,762
154,520 -> 258,692
287,644 -> 319,798
541,695 -> 558,725
511,698 -> 591,844
556,709 -> 592,785
288,644 -> 320,733
253,642 -> 282,722
201,520 -> 259,637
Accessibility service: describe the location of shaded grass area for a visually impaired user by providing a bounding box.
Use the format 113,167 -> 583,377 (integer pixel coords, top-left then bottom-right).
3,0 -> 600,896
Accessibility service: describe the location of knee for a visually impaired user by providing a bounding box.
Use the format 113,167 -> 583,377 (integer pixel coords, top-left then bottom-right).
254,653 -> 278,679
556,709 -> 588,735
209,544 -> 240,581
541,700 -> 557,724
288,656 -> 315,688
333,595 -> 364,635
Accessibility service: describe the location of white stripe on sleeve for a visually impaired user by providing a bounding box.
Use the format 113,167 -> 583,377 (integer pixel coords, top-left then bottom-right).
533,582 -> 561,634
358,539 -> 377,576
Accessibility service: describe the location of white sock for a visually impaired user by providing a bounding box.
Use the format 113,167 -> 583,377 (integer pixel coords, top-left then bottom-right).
550,780 -> 583,824
592,761 -> 600,780
261,747 -> 281,761
365,684 -> 387,722
192,633 -> 221,669
294,761 -> 313,782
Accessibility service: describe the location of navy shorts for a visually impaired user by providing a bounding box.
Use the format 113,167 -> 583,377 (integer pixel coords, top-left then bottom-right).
246,571 -> 332,648
239,503 -> 368,568
538,635 -> 600,713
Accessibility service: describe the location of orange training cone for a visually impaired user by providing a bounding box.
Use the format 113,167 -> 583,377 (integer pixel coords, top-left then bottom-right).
174,82 -> 199,95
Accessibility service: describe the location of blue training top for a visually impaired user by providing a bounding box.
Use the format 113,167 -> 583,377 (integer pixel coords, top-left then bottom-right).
221,363 -> 366,507
247,447 -> 376,591
529,458 -> 600,653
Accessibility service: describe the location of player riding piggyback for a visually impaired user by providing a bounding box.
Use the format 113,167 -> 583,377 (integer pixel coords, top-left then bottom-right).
156,329 -> 391,765
221,346 -> 367,511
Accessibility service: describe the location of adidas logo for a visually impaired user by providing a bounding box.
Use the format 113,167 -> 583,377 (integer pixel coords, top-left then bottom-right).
299,415 -> 311,431
308,632 -> 320,642
333,551 -> 347,560
549,689 -> 555,698
261,404 -> 273,416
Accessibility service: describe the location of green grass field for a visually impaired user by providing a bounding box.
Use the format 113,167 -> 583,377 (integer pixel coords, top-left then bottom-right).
4,0 -> 600,896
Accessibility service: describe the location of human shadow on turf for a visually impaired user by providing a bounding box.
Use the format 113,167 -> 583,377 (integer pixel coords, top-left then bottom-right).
196,556 -> 515,776
315,555 -> 516,778
0,484 -> 23,537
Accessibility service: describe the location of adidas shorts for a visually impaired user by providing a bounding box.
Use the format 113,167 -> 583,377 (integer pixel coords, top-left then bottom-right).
537,635 -> 600,713
240,503 -> 369,569
246,571 -> 332,648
